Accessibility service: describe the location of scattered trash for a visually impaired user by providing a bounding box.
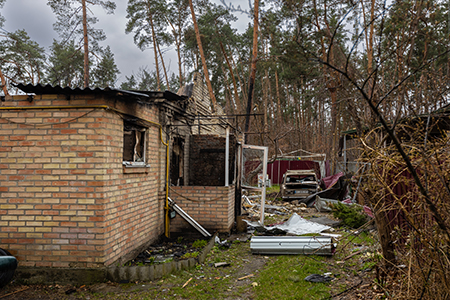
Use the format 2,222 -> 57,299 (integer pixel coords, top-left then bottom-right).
250,236 -> 335,255
319,172 -> 349,201
267,213 -> 332,235
363,205 -> 374,218
65,288 -> 77,295
0,287 -> 29,298
320,232 -> 342,238
304,274 -> 333,283
242,195 -> 255,209
308,216 -> 341,227
182,277 -> 193,288
238,274 -> 254,281
214,262 -> 230,268
344,247 -> 368,260
313,196 -> 340,212
215,236 -> 231,248
245,213 -> 333,236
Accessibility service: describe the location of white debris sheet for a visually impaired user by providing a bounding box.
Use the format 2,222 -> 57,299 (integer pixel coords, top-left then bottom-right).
246,213 -> 332,235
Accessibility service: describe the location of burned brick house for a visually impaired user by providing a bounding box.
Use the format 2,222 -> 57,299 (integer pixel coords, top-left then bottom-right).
0,74 -> 237,276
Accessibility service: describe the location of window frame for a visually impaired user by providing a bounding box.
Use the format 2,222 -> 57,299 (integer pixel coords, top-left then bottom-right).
122,121 -> 149,169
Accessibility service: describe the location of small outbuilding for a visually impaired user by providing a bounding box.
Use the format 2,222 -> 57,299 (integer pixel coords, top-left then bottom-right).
0,75 -> 238,281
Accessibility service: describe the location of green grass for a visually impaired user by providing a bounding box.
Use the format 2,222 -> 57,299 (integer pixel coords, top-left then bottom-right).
254,255 -> 331,300
153,244 -> 251,299
266,184 -> 280,194
180,251 -> 199,259
26,225 -> 378,300
192,239 -> 208,248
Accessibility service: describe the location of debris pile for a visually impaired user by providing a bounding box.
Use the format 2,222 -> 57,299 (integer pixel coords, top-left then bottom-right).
126,237 -> 209,266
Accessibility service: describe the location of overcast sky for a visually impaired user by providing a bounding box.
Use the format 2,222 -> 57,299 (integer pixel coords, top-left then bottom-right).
1,0 -> 252,87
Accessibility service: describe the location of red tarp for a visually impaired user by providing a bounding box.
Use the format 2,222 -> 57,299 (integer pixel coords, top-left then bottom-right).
321,172 -> 344,189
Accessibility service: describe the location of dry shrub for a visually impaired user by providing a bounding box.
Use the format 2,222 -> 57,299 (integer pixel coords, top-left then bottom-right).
359,123 -> 450,299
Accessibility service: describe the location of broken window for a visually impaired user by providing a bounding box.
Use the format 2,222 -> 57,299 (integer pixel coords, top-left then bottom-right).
170,137 -> 184,186
123,121 -> 146,166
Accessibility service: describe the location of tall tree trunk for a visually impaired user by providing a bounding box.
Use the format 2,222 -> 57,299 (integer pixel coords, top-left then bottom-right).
82,0 -> 89,88
221,64 -> 232,114
362,0 -> 377,125
157,44 -> 170,90
188,0 -> 217,111
263,69 -> 269,132
313,0 -> 339,173
219,40 -> 241,113
244,0 -> 259,143
0,67 -> 9,96
275,69 -> 282,127
330,76 -> 338,174
176,24 -> 183,88
148,10 -> 161,91
228,46 -> 246,113
167,17 -> 183,88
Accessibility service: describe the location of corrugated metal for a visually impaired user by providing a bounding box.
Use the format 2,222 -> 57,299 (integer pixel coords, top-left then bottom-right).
14,83 -> 186,101
250,236 -> 334,255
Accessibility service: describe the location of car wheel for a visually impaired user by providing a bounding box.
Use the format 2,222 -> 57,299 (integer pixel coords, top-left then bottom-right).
0,248 -> 17,288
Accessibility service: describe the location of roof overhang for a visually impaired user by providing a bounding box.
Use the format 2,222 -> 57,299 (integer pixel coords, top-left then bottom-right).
14,83 -> 188,102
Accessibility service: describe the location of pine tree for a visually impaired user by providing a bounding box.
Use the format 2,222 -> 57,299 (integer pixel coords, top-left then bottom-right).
46,39 -> 84,87
125,0 -> 169,91
92,46 -> 119,88
0,0 -> 6,27
47,0 -> 116,88
0,0 -> 8,95
167,0 -> 190,88
0,29 -> 46,87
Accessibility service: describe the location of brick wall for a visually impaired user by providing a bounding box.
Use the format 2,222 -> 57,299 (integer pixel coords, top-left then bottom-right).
169,186 -> 235,235
0,94 -> 165,268
188,74 -> 228,137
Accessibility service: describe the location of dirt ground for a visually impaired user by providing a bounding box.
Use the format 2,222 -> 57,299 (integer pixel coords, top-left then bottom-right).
0,232 -> 266,300
0,200 -> 382,300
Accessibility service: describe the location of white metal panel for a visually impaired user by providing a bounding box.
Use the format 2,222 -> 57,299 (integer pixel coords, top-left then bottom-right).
250,236 -> 334,255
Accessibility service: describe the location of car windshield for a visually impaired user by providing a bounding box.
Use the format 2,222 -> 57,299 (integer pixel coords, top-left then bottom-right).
286,175 -> 315,183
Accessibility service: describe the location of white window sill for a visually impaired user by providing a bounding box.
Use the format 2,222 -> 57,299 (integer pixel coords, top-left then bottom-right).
122,162 -> 151,174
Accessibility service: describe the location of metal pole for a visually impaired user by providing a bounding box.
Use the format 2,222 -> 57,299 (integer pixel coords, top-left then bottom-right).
343,135 -> 347,172
260,146 -> 268,225
225,127 -> 229,186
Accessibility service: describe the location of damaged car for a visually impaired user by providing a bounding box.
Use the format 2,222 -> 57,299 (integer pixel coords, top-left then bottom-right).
280,169 -> 319,200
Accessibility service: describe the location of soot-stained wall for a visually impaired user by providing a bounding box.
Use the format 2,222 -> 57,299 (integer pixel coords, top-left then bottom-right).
189,135 -> 236,186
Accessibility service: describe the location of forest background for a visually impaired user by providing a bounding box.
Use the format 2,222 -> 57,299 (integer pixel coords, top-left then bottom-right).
1,0 -> 449,171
